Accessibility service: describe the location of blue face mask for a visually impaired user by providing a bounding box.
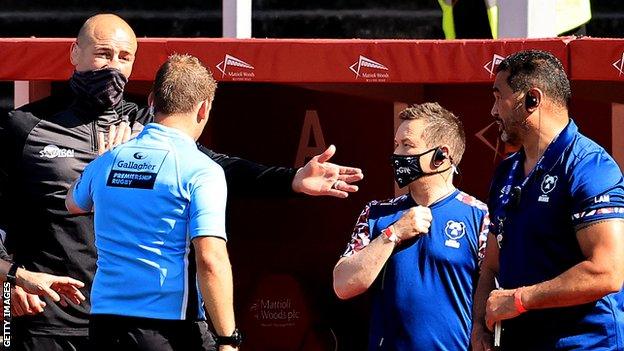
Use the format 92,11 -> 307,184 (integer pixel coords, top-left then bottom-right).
391,147 -> 452,188
70,67 -> 128,109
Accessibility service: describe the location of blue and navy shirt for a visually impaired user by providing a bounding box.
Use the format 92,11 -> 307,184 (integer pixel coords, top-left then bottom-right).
342,190 -> 489,351
72,123 -> 227,321
489,119 -> 624,350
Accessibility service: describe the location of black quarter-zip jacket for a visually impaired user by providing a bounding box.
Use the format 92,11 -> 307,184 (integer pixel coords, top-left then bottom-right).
0,92 -> 296,336
0,94 -> 148,335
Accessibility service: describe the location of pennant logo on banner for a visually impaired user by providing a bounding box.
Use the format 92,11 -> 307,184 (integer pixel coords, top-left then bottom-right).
483,54 -> 506,77
612,52 -> 624,76
216,54 -> 255,81
349,55 -> 389,82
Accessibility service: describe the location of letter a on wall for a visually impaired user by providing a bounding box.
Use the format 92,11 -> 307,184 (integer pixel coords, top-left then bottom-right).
295,110 -> 327,168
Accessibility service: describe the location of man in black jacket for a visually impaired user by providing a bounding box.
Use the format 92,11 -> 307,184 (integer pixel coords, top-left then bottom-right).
0,14 -> 363,351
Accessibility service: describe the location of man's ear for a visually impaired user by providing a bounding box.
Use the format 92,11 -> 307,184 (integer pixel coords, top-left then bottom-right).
432,145 -> 451,168
70,42 -> 79,66
147,92 -> 154,107
525,88 -> 543,113
197,100 -> 212,122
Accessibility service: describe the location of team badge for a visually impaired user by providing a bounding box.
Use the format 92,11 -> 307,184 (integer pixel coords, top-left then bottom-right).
539,174 -> 558,202
444,220 -> 466,248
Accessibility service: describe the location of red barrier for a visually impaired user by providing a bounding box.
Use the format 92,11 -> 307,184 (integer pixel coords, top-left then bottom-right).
570,37 -> 624,81
0,37 -> 574,83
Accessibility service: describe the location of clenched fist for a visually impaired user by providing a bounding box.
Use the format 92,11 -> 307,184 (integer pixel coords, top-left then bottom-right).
392,206 -> 432,241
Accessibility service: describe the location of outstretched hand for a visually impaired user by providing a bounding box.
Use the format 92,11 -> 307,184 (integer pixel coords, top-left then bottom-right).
292,145 -> 363,198
18,269 -> 86,306
98,122 -> 132,155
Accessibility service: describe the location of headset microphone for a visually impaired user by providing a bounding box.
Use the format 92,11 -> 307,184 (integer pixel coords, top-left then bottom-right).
432,147 -> 447,167
525,93 -> 538,110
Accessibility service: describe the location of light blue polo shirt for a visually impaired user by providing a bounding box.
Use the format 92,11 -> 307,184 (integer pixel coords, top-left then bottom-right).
72,123 -> 227,320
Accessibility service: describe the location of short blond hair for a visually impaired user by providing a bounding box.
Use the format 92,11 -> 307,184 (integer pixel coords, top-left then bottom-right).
152,54 -> 217,115
399,102 -> 466,164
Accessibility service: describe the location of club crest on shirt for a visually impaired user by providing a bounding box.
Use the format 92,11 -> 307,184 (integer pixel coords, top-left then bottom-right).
539,174 -> 558,202
39,144 -> 75,158
444,220 -> 466,248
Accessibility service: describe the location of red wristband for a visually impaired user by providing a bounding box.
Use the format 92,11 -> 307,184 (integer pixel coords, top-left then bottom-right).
382,226 -> 400,244
514,288 -> 528,314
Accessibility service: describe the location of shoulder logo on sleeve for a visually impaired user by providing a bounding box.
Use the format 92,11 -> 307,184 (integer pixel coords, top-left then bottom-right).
539,174 -> 558,202
594,195 -> 610,204
107,147 -> 169,189
444,220 -> 466,248
39,144 -> 75,158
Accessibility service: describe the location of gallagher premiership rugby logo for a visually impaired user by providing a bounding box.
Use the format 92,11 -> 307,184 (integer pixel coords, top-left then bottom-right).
444,220 -> 466,248
349,55 -> 389,82
107,147 -> 169,189
216,54 -> 255,81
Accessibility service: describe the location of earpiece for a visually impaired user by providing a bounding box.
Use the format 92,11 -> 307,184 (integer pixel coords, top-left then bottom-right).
433,147 -> 447,167
525,93 -> 538,110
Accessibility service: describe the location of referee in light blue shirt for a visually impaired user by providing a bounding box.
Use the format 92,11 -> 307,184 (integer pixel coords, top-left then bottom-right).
66,54 -> 240,351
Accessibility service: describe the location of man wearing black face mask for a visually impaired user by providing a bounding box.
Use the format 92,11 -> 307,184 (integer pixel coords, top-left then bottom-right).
333,103 -> 489,351
0,14 -> 143,350
0,13 -> 362,351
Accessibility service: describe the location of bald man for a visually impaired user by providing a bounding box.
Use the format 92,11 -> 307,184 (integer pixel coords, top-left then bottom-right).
0,14 -> 148,350
0,13 -> 362,351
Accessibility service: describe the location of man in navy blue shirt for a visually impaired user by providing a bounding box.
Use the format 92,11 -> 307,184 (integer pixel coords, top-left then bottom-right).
472,50 -> 624,350
333,103 -> 489,350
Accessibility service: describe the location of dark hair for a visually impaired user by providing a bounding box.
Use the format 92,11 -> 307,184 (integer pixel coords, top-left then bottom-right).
496,50 -> 571,108
399,102 -> 466,164
153,54 -> 217,115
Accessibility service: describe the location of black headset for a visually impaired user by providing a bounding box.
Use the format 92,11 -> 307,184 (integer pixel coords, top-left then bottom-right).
433,147 -> 447,166
525,92 -> 538,110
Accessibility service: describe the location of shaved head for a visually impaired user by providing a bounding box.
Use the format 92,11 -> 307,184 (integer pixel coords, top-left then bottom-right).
71,14 -> 138,78
77,14 -> 136,48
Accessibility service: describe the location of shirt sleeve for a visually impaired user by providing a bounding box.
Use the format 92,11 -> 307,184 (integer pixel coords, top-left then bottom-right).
189,166 -> 228,241
197,144 -> 297,198
341,202 -> 372,257
569,150 -> 624,226
478,211 -> 490,266
72,159 -> 98,211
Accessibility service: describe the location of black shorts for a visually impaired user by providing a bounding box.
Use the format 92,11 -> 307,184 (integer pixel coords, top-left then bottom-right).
89,314 -> 215,351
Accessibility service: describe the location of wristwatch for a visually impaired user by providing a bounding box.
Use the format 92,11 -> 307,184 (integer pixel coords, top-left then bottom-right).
215,328 -> 243,347
6,263 -> 20,286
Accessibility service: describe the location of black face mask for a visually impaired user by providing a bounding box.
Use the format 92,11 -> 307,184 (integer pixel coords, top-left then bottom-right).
391,147 -> 452,188
69,67 -> 128,109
